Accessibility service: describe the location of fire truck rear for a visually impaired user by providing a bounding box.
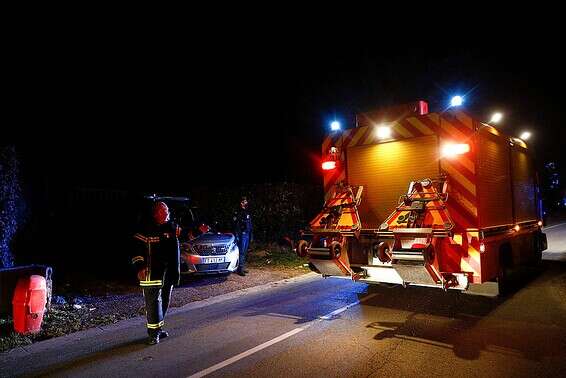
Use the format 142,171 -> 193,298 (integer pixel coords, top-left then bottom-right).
298,101 -> 547,294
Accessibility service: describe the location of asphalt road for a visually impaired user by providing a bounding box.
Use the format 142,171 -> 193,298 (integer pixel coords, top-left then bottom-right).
2,224 -> 565,377
543,222 -> 566,259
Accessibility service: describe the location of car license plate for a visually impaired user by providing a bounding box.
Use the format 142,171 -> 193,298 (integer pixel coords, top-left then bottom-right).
202,257 -> 224,264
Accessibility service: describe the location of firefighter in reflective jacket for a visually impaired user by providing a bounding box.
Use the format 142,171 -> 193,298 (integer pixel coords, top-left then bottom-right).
233,196 -> 252,276
131,201 -> 180,345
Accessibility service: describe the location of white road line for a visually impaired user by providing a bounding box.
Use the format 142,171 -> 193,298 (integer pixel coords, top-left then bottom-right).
187,328 -> 304,378
543,222 -> 566,231
319,293 -> 377,320
187,293 -> 377,378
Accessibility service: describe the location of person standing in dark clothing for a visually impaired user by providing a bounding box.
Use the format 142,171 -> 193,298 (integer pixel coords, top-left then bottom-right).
233,196 -> 252,276
131,201 -> 181,345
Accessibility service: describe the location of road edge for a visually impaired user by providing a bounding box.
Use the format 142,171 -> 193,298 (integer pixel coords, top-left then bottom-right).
0,272 -> 320,357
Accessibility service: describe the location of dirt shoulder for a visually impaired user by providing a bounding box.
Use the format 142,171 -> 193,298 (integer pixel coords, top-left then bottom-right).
1,243 -> 309,353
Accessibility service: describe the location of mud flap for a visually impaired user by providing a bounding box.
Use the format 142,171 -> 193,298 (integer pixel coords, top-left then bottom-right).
466,282 -> 499,297
310,258 -> 350,276
394,264 -> 439,286
308,240 -> 353,277
361,264 -> 470,291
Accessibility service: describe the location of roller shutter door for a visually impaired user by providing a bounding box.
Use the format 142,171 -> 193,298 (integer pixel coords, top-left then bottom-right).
477,131 -> 514,227
511,147 -> 537,222
347,135 -> 440,228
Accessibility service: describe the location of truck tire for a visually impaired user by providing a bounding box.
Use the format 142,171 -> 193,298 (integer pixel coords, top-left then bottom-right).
296,240 -> 309,258
329,241 -> 342,259
528,232 -> 543,266
497,244 -> 513,296
372,242 -> 391,263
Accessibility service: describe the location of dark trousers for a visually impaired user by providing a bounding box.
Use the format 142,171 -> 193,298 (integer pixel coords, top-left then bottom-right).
142,279 -> 174,335
237,232 -> 250,272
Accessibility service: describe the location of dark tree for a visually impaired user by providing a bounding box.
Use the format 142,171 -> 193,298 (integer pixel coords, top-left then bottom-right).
0,145 -> 22,268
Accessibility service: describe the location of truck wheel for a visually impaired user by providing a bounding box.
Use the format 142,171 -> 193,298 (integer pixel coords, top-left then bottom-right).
329,241 -> 342,259
424,243 -> 435,264
497,265 -> 509,296
297,240 -> 309,258
529,233 -> 542,266
373,242 -> 391,263
497,244 -> 513,296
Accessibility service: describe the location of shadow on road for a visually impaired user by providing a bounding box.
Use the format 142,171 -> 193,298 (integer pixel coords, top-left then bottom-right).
33,337 -> 149,376
365,259 -> 566,361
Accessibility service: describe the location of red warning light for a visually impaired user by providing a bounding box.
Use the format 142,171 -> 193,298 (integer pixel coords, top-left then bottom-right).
322,161 -> 337,170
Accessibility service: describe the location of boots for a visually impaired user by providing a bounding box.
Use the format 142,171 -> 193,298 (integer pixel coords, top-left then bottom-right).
147,330 -> 160,345
147,328 -> 169,345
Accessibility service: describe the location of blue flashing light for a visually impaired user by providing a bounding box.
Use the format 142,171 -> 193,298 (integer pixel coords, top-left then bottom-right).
330,120 -> 341,131
450,95 -> 464,107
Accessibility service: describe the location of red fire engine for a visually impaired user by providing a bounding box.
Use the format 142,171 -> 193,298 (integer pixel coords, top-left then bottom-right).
298,101 -> 547,294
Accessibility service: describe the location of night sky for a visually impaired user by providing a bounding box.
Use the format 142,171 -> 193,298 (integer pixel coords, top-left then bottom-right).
8,36 -> 566,194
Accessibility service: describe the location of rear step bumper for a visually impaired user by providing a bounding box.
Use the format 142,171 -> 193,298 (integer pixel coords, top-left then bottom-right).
360,265 -> 470,291
308,247 -> 332,259
390,250 -> 425,261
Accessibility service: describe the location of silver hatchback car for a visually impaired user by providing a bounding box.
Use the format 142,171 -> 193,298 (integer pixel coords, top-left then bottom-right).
143,194 -> 240,275
181,232 -> 239,274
